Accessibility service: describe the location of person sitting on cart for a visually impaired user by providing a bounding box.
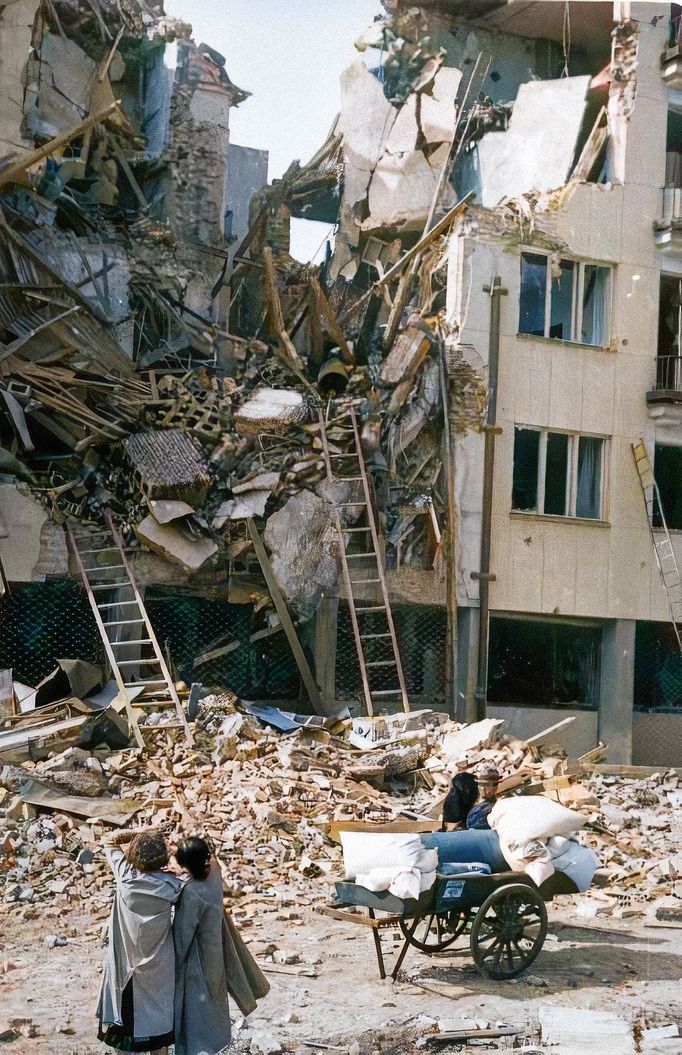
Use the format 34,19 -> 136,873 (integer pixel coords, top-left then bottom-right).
441,772 -> 478,831
465,766 -> 501,830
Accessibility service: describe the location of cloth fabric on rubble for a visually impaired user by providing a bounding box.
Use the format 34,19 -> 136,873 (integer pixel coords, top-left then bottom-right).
97,847 -> 183,1052
173,852 -> 269,1055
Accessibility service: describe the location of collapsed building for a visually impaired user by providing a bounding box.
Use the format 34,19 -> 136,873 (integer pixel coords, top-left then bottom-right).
0,1 -> 681,767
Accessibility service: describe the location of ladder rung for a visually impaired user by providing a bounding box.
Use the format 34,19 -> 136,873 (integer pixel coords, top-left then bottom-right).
344,527 -> 371,533
117,658 -> 162,667
355,605 -> 386,613
91,582 -> 131,590
371,689 -> 403,697
335,476 -> 362,482
350,578 -> 381,584
125,679 -> 167,687
78,546 -> 117,554
98,600 -> 139,609
363,632 -> 391,639
133,699 -> 175,708
102,619 -> 145,627
366,660 -> 397,668
330,453 -> 358,459
110,639 -> 153,647
338,502 -> 366,507
84,563 -> 125,572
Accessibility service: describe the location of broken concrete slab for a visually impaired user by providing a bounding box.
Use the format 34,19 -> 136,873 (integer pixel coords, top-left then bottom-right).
365,145 -> 439,232
338,60 -> 397,209
538,1007 -> 635,1055
25,33 -> 97,140
420,66 -> 461,145
135,515 -> 218,572
213,491 -> 271,526
462,75 -> 591,208
263,490 -> 338,618
148,499 -> 196,525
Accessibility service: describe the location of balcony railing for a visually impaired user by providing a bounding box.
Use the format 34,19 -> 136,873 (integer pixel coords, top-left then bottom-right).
650,355 -> 682,398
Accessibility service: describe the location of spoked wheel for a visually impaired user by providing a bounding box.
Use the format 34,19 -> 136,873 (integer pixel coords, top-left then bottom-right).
399,909 -> 471,953
470,883 -> 547,980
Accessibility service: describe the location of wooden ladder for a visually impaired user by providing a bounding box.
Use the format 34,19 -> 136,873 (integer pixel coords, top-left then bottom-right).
318,405 -> 410,715
633,439 -> 682,649
66,510 -> 193,746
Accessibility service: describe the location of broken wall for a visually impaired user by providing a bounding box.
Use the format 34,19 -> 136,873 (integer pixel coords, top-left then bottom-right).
0,0 -> 39,160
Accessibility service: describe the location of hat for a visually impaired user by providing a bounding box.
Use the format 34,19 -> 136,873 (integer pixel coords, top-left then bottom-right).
475,765 -> 500,785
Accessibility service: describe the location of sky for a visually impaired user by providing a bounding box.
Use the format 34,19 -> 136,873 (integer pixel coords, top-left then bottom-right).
166,0 -> 383,261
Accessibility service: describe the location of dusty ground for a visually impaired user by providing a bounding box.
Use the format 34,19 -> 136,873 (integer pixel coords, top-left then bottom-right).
2,895 -> 681,1054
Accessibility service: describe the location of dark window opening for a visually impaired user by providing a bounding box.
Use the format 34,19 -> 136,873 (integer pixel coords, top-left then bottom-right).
549,259 -> 573,340
488,617 -> 601,710
653,444 -> 682,530
635,620 -> 682,711
512,428 -> 539,511
657,275 -> 682,392
576,436 -> 602,519
519,252 -> 547,336
544,432 -> 569,516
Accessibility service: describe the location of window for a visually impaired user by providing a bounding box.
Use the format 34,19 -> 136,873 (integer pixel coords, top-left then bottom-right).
488,616 -> 601,710
519,252 -> 610,345
512,427 -> 606,520
653,444 -> 682,530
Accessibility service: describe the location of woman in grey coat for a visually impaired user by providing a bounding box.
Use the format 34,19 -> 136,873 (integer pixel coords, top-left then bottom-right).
97,830 -> 183,1054
174,838 -> 269,1055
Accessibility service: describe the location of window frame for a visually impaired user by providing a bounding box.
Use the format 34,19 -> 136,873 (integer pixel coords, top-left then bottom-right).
512,425 -> 608,521
518,249 -> 611,346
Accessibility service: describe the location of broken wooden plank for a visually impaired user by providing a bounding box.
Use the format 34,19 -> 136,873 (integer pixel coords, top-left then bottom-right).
0,101 -> 120,188
0,669 -> 15,720
525,715 -> 576,746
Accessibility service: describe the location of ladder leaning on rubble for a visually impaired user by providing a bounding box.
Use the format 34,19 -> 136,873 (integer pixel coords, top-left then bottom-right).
318,404 -> 410,716
632,439 -> 682,650
66,510 -> 193,747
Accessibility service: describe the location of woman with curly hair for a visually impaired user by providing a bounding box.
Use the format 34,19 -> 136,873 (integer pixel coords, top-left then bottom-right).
97,830 -> 183,1055
173,837 -> 269,1055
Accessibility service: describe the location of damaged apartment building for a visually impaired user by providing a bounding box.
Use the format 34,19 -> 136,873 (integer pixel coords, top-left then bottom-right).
0,0 -> 681,767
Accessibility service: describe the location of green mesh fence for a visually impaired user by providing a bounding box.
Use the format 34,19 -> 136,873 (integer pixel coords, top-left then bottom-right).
0,580 -> 104,685
634,620 -> 682,712
144,587 -> 302,700
335,601 -> 447,707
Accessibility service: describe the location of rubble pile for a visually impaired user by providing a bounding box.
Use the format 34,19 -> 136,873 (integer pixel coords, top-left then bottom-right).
1,709 -> 679,929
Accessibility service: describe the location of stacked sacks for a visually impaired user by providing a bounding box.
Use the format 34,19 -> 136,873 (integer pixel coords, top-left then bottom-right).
340,832 -> 438,901
488,797 -> 598,892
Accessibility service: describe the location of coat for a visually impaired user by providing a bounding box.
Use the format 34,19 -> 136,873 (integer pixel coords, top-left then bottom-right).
97,849 -> 183,1039
174,859 -> 269,1055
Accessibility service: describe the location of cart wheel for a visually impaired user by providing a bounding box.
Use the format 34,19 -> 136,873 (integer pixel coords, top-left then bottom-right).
470,883 -> 547,980
399,909 -> 470,953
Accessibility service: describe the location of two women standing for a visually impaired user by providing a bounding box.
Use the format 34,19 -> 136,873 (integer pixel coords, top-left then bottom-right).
97,832 -> 269,1055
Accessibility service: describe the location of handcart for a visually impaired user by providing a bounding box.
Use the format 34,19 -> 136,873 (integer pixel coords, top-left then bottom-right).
320,868 -> 551,982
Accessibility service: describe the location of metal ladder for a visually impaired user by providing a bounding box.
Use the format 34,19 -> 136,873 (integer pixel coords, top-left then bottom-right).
632,439 -> 682,649
66,510 -> 193,746
318,405 -> 410,715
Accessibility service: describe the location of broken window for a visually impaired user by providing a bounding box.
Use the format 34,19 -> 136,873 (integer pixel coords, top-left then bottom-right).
653,444 -> 682,530
488,616 -> 601,710
519,252 -> 610,345
512,427 -> 606,520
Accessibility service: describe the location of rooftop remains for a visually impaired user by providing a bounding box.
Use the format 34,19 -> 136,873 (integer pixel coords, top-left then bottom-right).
122,429 -> 212,505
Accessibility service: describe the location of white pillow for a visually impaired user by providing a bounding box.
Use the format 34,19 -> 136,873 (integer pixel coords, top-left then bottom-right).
340,832 -> 438,880
489,796 -> 587,846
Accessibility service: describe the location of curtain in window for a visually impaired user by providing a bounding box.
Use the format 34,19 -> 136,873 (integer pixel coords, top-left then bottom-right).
576,437 -> 602,519
581,266 -> 606,345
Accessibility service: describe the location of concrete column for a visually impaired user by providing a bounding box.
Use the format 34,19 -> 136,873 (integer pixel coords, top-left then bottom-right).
314,596 -> 339,715
599,618 -> 636,763
457,606 -> 479,723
